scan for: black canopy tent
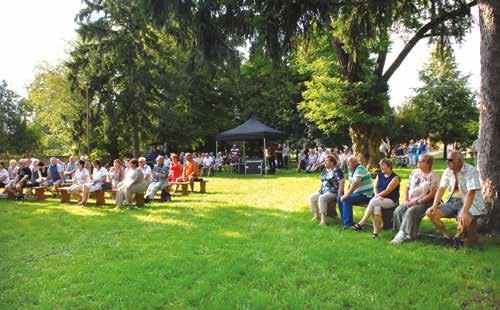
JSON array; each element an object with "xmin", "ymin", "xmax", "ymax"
[{"xmin": 216, "ymin": 117, "xmax": 283, "ymax": 174}]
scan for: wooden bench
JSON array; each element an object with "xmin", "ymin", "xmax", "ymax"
[
  {"xmin": 59, "ymin": 187, "xmax": 144, "ymax": 206},
  {"xmin": 169, "ymin": 182, "xmax": 190, "ymax": 196},
  {"xmin": 34, "ymin": 186, "xmax": 48, "ymax": 202},
  {"xmin": 193, "ymin": 179, "xmax": 208, "ymax": 193}
]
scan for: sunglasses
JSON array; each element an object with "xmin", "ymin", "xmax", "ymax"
[{"xmin": 446, "ymin": 158, "xmax": 455, "ymax": 163}]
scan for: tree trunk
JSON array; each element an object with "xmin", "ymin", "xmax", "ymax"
[
  {"xmin": 443, "ymin": 142, "xmax": 448, "ymax": 160},
  {"xmin": 478, "ymin": 0, "xmax": 500, "ymax": 233},
  {"xmin": 349, "ymin": 125, "xmax": 384, "ymax": 170}
]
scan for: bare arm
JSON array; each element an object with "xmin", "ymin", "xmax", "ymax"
[{"xmin": 378, "ymin": 176, "xmax": 400, "ymax": 198}]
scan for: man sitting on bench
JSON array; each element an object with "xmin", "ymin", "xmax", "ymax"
[
  {"xmin": 4, "ymin": 159, "xmax": 33, "ymax": 200},
  {"xmin": 144, "ymin": 155, "xmax": 168, "ymax": 203},
  {"xmin": 176, "ymin": 153, "xmax": 198, "ymax": 192},
  {"xmin": 47, "ymin": 157, "xmax": 65, "ymax": 197},
  {"xmin": 426, "ymin": 151, "xmax": 487, "ymax": 247}
]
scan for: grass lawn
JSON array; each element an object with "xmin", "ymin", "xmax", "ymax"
[{"xmin": 1, "ymin": 161, "xmax": 499, "ymax": 308}]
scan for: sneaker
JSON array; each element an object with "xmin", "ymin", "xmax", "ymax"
[
  {"xmin": 391, "ymin": 231, "xmax": 405, "ymax": 244},
  {"xmin": 144, "ymin": 197, "xmax": 151, "ymax": 204}
]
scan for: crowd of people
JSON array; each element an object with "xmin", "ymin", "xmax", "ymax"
[
  {"xmin": 0, "ymin": 151, "xmax": 228, "ymax": 208},
  {"xmin": 297, "ymin": 146, "xmax": 352, "ymax": 173},
  {"xmin": 309, "ymin": 150, "xmax": 486, "ymax": 248}
]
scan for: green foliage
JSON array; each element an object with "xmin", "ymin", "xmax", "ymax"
[
  {"xmin": 0, "ymin": 80, "xmax": 40, "ymax": 155},
  {"xmin": 410, "ymin": 44, "xmax": 479, "ymax": 148},
  {"xmin": 26, "ymin": 63, "xmax": 85, "ymax": 155},
  {"xmin": 389, "ymin": 102, "xmax": 427, "ymax": 144}
]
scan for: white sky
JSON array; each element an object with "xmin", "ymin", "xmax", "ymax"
[{"xmin": 0, "ymin": 1, "xmax": 480, "ymax": 106}]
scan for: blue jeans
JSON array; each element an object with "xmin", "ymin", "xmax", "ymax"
[{"xmin": 337, "ymin": 193, "xmax": 371, "ymax": 227}]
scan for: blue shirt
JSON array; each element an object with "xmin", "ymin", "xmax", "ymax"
[
  {"xmin": 376, "ymin": 172, "xmax": 400, "ymax": 203},
  {"xmin": 152, "ymin": 164, "xmax": 168, "ymax": 182},
  {"xmin": 319, "ymin": 167, "xmax": 344, "ymax": 195}
]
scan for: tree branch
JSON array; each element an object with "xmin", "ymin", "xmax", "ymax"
[{"xmin": 381, "ymin": 0, "xmax": 477, "ymax": 83}]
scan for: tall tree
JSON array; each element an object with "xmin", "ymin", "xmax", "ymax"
[
  {"xmin": 478, "ymin": 0, "xmax": 500, "ymax": 232},
  {"xmin": 411, "ymin": 44, "xmax": 479, "ymax": 158},
  {"xmin": 141, "ymin": 0, "xmax": 478, "ymax": 168}
]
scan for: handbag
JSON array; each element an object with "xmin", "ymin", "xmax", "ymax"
[{"xmin": 101, "ymin": 182, "xmax": 112, "ymax": 190}]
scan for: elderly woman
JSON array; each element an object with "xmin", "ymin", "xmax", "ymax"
[
  {"xmin": 108, "ymin": 159, "xmax": 125, "ymax": 190},
  {"xmin": 115, "ymin": 159, "xmax": 147, "ymax": 208},
  {"xmin": 67, "ymin": 160, "xmax": 90, "ymax": 201},
  {"xmin": 310, "ymin": 155, "xmax": 345, "ymax": 225},
  {"xmin": 391, "ymin": 154, "xmax": 439, "ymax": 244},
  {"xmin": 352, "ymin": 159, "xmax": 400, "ymax": 237},
  {"xmin": 80, "ymin": 160, "xmax": 107, "ymax": 206}
]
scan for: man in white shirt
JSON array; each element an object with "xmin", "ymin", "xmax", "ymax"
[
  {"xmin": 426, "ymin": 151, "xmax": 486, "ymax": 247},
  {"xmin": 201, "ymin": 153, "xmax": 214, "ymax": 177},
  {"xmin": 139, "ymin": 157, "xmax": 153, "ymax": 185}
]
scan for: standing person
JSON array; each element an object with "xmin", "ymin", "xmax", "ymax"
[
  {"xmin": 426, "ymin": 151, "xmax": 487, "ymax": 247},
  {"xmin": 407, "ymin": 140, "xmax": 417, "ymax": 167},
  {"xmin": 310, "ymin": 155, "xmax": 344, "ymax": 225},
  {"xmin": 115, "ymin": 159, "xmax": 147, "ymax": 209},
  {"xmin": 391, "ymin": 154, "xmax": 439, "ymax": 244},
  {"xmin": 275, "ymin": 144, "xmax": 283, "ymax": 169},
  {"xmin": 418, "ymin": 139, "xmax": 428, "ymax": 157},
  {"xmin": 230, "ymin": 144, "xmax": 240, "ymax": 163},
  {"xmin": 352, "ymin": 159, "xmax": 400, "ymax": 237},
  {"xmin": 337, "ymin": 156, "xmax": 374, "ymax": 228},
  {"xmin": 283, "ymin": 143, "xmax": 290, "ymax": 170},
  {"xmin": 266, "ymin": 144, "xmax": 276, "ymax": 171}
]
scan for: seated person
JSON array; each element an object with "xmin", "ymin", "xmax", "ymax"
[
  {"xmin": 7, "ymin": 160, "xmax": 19, "ymax": 187},
  {"xmin": 168, "ymin": 154, "xmax": 181, "ymax": 182},
  {"xmin": 426, "ymin": 151, "xmax": 487, "ymax": 247},
  {"xmin": 64, "ymin": 156, "xmax": 77, "ymax": 182},
  {"xmin": 144, "ymin": 156, "xmax": 169, "ymax": 203},
  {"xmin": 352, "ymin": 159, "xmax": 400, "ymax": 237},
  {"xmin": 305, "ymin": 149, "xmax": 317, "ymax": 172},
  {"xmin": 296, "ymin": 150, "xmax": 307, "ymax": 172},
  {"xmin": 47, "ymin": 157, "xmax": 65, "ymax": 196},
  {"xmin": 80, "ymin": 160, "xmax": 107, "ymax": 206},
  {"xmin": 138, "ymin": 157, "xmax": 152, "ymax": 185},
  {"xmin": 201, "ymin": 153, "xmax": 214, "ymax": 177},
  {"xmin": 193, "ymin": 152, "xmax": 204, "ymax": 171},
  {"xmin": 391, "ymin": 154, "xmax": 439, "ymax": 244},
  {"xmin": 67, "ymin": 160, "xmax": 91, "ymax": 200},
  {"xmin": 0, "ymin": 161, "xmax": 9, "ymax": 191},
  {"xmin": 176, "ymin": 153, "xmax": 198, "ymax": 191},
  {"xmin": 213, "ymin": 152, "xmax": 225, "ymax": 172},
  {"xmin": 33, "ymin": 161, "xmax": 49, "ymax": 187},
  {"xmin": 337, "ymin": 156, "xmax": 374, "ymax": 228},
  {"xmin": 307, "ymin": 147, "xmax": 326, "ymax": 173},
  {"xmin": 115, "ymin": 159, "xmax": 147, "ymax": 208},
  {"xmin": 4, "ymin": 159, "xmax": 33, "ymax": 199},
  {"xmin": 108, "ymin": 159, "xmax": 124, "ymax": 190},
  {"xmin": 310, "ymin": 155, "xmax": 344, "ymax": 225}
]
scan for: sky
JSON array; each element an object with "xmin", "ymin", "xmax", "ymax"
[{"xmin": 0, "ymin": 1, "xmax": 480, "ymax": 107}]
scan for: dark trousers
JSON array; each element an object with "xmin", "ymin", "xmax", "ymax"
[
  {"xmin": 337, "ymin": 193, "xmax": 371, "ymax": 227},
  {"xmin": 283, "ymin": 156, "xmax": 289, "ymax": 169}
]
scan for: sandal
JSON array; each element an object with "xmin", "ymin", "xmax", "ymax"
[{"xmin": 352, "ymin": 223, "xmax": 364, "ymax": 231}]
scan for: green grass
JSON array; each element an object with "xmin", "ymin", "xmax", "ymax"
[{"xmin": 0, "ymin": 166, "xmax": 498, "ymax": 309}]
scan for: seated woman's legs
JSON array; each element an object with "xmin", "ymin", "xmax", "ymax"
[
  {"xmin": 317, "ymin": 192, "xmax": 336, "ymax": 225},
  {"xmin": 310, "ymin": 192, "xmax": 321, "ymax": 221}
]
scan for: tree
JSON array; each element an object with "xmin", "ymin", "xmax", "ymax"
[
  {"xmin": 141, "ymin": 0, "xmax": 478, "ymax": 168},
  {"xmin": 27, "ymin": 62, "xmax": 85, "ymax": 154},
  {"xmin": 0, "ymin": 80, "xmax": 40, "ymax": 155},
  {"xmin": 478, "ymin": 0, "xmax": 500, "ymax": 232},
  {"xmin": 410, "ymin": 44, "xmax": 479, "ymax": 158}
]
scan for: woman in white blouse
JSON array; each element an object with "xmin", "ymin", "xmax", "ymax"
[
  {"xmin": 68, "ymin": 160, "xmax": 90, "ymax": 203},
  {"xmin": 115, "ymin": 158, "xmax": 147, "ymax": 208},
  {"xmin": 81, "ymin": 160, "xmax": 107, "ymax": 206}
]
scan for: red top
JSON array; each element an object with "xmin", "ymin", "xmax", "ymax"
[{"xmin": 168, "ymin": 161, "xmax": 182, "ymax": 182}]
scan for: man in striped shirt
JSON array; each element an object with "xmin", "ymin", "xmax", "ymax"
[{"xmin": 337, "ymin": 156, "xmax": 374, "ymax": 228}]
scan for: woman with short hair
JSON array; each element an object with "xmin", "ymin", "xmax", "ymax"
[
  {"xmin": 108, "ymin": 159, "xmax": 124, "ymax": 190},
  {"xmin": 310, "ymin": 155, "xmax": 344, "ymax": 225},
  {"xmin": 352, "ymin": 159, "xmax": 400, "ymax": 237},
  {"xmin": 115, "ymin": 159, "xmax": 147, "ymax": 208},
  {"xmin": 80, "ymin": 160, "xmax": 107, "ymax": 206},
  {"xmin": 67, "ymin": 160, "xmax": 90, "ymax": 202}
]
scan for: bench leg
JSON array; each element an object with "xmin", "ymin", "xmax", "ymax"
[
  {"xmin": 135, "ymin": 193, "xmax": 145, "ymax": 206},
  {"xmin": 381, "ymin": 208, "xmax": 395, "ymax": 230},
  {"xmin": 60, "ymin": 189, "xmax": 71, "ymax": 203},
  {"xmin": 200, "ymin": 181, "xmax": 206, "ymax": 193},
  {"xmin": 181, "ymin": 184, "xmax": 188, "ymax": 196},
  {"xmin": 95, "ymin": 191, "xmax": 105, "ymax": 205},
  {"xmin": 35, "ymin": 188, "xmax": 46, "ymax": 202}
]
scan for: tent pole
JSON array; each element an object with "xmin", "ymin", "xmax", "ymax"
[
  {"xmin": 243, "ymin": 140, "xmax": 246, "ymax": 160},
  {"xmin": 216, "ymin": 140, "xmax": 218, "ymax": 156},
  {"xmin": 263, "ymin": 137, "xmax": 267, "ymax": 175}
]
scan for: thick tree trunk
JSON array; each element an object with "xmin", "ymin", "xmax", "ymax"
[
  {"xmin": 349, "ymin": 126, "xmax": 383, "ymax": 170},
  {"xmin": 478, "ymin": 0, "xmax": 500, "ymax": 233}
]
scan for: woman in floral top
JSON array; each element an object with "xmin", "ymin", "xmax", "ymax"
[{"xmin": 310, "ymin": 155, "xmax": 345, "ymax": 225}]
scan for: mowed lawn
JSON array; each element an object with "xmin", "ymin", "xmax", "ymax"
[{"xmin": 1, "ymin": 165, "xmax": 499, "ymax": 308}]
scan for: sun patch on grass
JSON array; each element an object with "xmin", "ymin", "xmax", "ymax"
[
  {"xmin": 61, "ymin": 206, "xmax": 106, "ymax": 217},
  {"xmin": 220, "ymin": 230, "xmax": 244, "ymax": 238},
  {"xmin": 134, "ymin": 214, "xmax": 191, "ymax": 227}
]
